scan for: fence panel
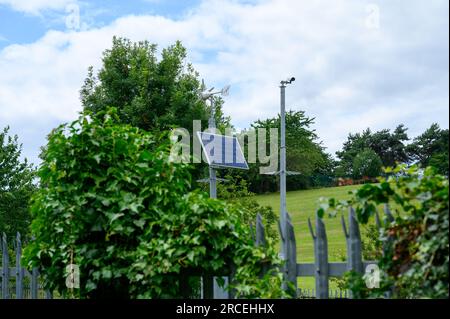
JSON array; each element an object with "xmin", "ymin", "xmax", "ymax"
[
  {"xmin": 1, "ymin": 232, "xmax": 51, "ymax": 299},
  {"xmin": 2, "ymin": 204, "xmax": 379, "ymax": 300}
]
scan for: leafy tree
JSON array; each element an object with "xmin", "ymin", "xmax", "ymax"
[
  {"xmin": 320, "ymin": 165, "xmax": 449, "ymax": 298},
  {"xmin": 336, "ymin": 125, "xmax": 409, "ymax": 176},
  {"xmin": 0, "ymin": 126, "xmax": 35, "ymax": 238},
  {"xmin": 352, "ymin": 148, "xmax": 383, "ymax": 179},
  {"xmin": 80, "ymin": 37, "xmax": 231, "ymax": 182},
  {"xmin": 23, "ymin": 109, "xmax": 286, "ymax": 299},
  {"xmin": 407, "ymin": 123, "xmax": 449, "ymax": 176},
  {"xmin": 81, "ymin": 37, "xmax": 230, "ymax": 133},
  {"xmin": 243, "ymin": 110, "xmax": 333, "ymax": 193}
]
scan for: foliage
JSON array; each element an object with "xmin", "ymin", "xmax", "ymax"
[
  {"xmin": 80, "ymin": 37, "xmax": 230, "ymax": 182},
  {"xmin": 352, "ymin": 148, "xmax": 383, "ymax": 179},
  {"xmin": 320, "ymin": 165, "xmax": 449, "ymax": 298},
  {"xmin": 407, "ymin": 123, "xmax": 449, "ymax": 176},
  {"xmin": 82, "ymin": 37, "xmax": 217, "ymax": 132},
  {"xmin": 336, "ymin": 125, "xmax": 409, "ymax": 177},
  {"xmin": 214, "ymin": 174, "xmax": 278, "ymax": 240},
  {"xmin": 242, "ymin": 110, "xmax": 334, "ymax": 193},
  {"xmin": 23, "ymin": 108, "xmax": 285, "ymax": 299},
  {"xmin": 0, "ymin": 126, "xmax": 36, "ymax": 238}
]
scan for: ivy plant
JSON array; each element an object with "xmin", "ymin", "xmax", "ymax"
[{"xmin": 23, "ymin": 108, "xmax": 286, "ymax": 299}]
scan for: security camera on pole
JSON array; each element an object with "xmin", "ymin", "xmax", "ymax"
[{"xmin": 279, "ymin": 77, "xmax": 298, "ymax": 260}]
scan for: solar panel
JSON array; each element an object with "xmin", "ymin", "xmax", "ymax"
[{"xmin": 197, "ymin": 132, "xmax": 249, "ymax": 170}]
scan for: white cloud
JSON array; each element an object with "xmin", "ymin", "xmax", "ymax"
[
  {"xmin": 0, "ymin": 0, "xmax": 448, "ymax": 165},
  {"xmin": 0, "ymin": 0, "xmax": 76, "ymax": 15}
]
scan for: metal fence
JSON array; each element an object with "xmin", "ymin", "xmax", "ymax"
[
  {"xmin": 200, "ymin": 205, "xmax": 389, "ymax": 299},
  {"xmin": 1, "ymin": 232, "xmax": 52, "ymax": 299},
  {"xmin": 277, "ymin": 206, "xmax": 380, "ymax": 299},
  {"xmin": 1, "ymin": 205, "xmax": 390, "ymax": 299},
  {"xmin": 249, "ymin": 205, "xmax": 393, "ymax": 299}
]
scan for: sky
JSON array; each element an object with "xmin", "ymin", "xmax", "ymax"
[{"xmin": 0, "ymin": 0, "xmax": 448, "ymax": 166}]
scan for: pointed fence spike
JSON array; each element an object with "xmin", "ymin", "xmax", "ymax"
[
  {"xmin": 249, "ymin": 222, "xmax": 255, "ymax": 241},
  {"xmin": 314, "ymin": 213, "xmax": 329, "ymax": 299},
  {"xmin": 375, "ymin": 209, "xmax": 381, "ymax": 229},
  {"xmin": 384, "ymin": 203, "xmax": 394, "ymax": 223},
  {"xmin": 255, "ymin": 213, "xmax": 266, "ymax": 247},
  {"xmin": 307, "ymin": 217, "xmax": 315, "ymax": 239},
  {"xmin": 341, "ymin": 214, "xmax": 349, "ymax": 238},
  {"xmin": 2, "ymin": 232, "xmax": 10, "ymax": 299},
  {"xmin": 285, "ymin": 214, "xmax": 297, "ymax": 295},
  {"xmin": 345, "ymin": 207, "xmax": 363, "ymax": 299},
  {"xmin": 16, "ymin": 232, "xmax": 24, "ymax": 299},
  {"xmin": 277, "ymin": 220, "xmax": 285, "ymax": 241},
  {"xmin": 349, "ymin": 207, "xmax": 361, "ymax": 240}
]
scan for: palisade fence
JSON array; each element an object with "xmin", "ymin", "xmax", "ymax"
[
  {"xmin": 1, "ymin": 205, "xmax": 392, "ymax": 299},
  {"xmin": 198, "ymin": 205, "xmax": 392, "ymax": 299},
  {"xmin": 1, "ymin": 233, "xmax": 52, "ymax": 299}
]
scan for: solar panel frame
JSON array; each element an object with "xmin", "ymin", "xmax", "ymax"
[{"xmin": 197, "ymin": 131, "xmax": 249, "ymax": 170}]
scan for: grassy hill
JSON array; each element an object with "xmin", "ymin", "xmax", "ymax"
[{"xmin": 253, "ymin": 184, "xmax": 363, "ymax": 290}]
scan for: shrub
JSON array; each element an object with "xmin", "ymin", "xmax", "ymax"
[
  {"xmin": 23, "ymin": 108, "xmax": 286, "ymax": 298},
  {"xmin": 352, "ymin": 148, "xmax": 382, "ymax": 179}
]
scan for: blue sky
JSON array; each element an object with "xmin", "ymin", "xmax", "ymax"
[
  {"xmin": 0, "ymin": 1, "xmax": 201, "ymax": 49},
  {"xmin": 0, "ymin": 0, "xmax": 449, "ymax": 166}
]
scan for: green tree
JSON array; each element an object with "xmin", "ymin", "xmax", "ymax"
[
  {"xmin": 243, "ymin": 110, "xmax": 333, "ymax": 193},
  {"xmin": 0, "ymin": 126, "xmax": 35, "ymax": 238},
  {"xmin": 80, "ymin": 37, "xmax": 232, "ymax": 182},
  {"xmin": 336, "ymin": 125, "xmax": 409, "ymax": 176},
  {"xmin": 407, "ymin": 123, "xmax": 449, "ymax": 176},
  {"xmin": 352, "ymin": 148, "xmax": 383, "ymax": 179},
  {"xmin": 23, "ymin": 109, "xmax": 286, "ymax": 299},
  {"xmin": 81, "ymin": 37, "xmax": 230, "ymax": 134}
]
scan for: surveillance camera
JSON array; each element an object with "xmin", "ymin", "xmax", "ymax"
[{"xmin": 281, "ymin": 77, "xmax": 296, "ymax": 85}]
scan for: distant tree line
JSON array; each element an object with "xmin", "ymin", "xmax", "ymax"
[{"xmin": 335, "ymin": 123, "xmax": 449, "ymax": 179}]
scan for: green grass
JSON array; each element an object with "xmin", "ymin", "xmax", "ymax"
[{"xmin": 254, "ymin": 185, "xmax": 361, "ymax": 290}]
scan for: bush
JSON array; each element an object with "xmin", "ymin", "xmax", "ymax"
[
  {"xmin": 23, "ymin": 109, "xmax": 286, "ymax": 299},
  {"xmin": 352, "ymin": 148, "xmax": 382, "ymax": 179},
  {"xmin": 214, "ymin": 174, "xmax": 278, "ymax": 241}
]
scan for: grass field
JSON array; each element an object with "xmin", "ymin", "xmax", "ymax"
[{"xmin": 253, "ymin": 184, "xmax": 362, "ymax": 290}]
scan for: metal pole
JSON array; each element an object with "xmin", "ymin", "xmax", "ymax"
[
  {"xmin": 280, "ymin": 83, "xmax": 287, "ymax": 259},
  {"xmin": 208, "ymin": 96, "xmax": 228, "ymax": 298},
  {"xmin": 208, "ymin": 97, "xmax": 217, "ymax": 199}
]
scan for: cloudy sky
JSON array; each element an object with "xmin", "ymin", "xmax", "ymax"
[{"xmin": 0, "ymin": 0, "xmax": 448, "ymax": 166}]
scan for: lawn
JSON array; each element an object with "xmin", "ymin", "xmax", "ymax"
[{"xmin": 253, "ymin": 184, "xmax": 363, "ymax": 290}]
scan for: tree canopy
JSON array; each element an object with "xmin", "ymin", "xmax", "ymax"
[
  {"xmin": 407, "ymin": 123, "xmax": 449, "ymax": 176},
  {"xmin": 352, "ymin": 148, "xmax": 383, "ymax": 179},
  {"xmin": 0, "ymin": 126, "xmax": 35, "ymax": 238},
  {"xmin": 241, "ymin": 110, "xmax": 334, "ymax": 193},
  {"xmin": 336, "ymin": 124, "xmax": 410, "ymax": 177},
  {"xmin": 80, "ymin": 37, "xmax": 229, "ymax": 135}
]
